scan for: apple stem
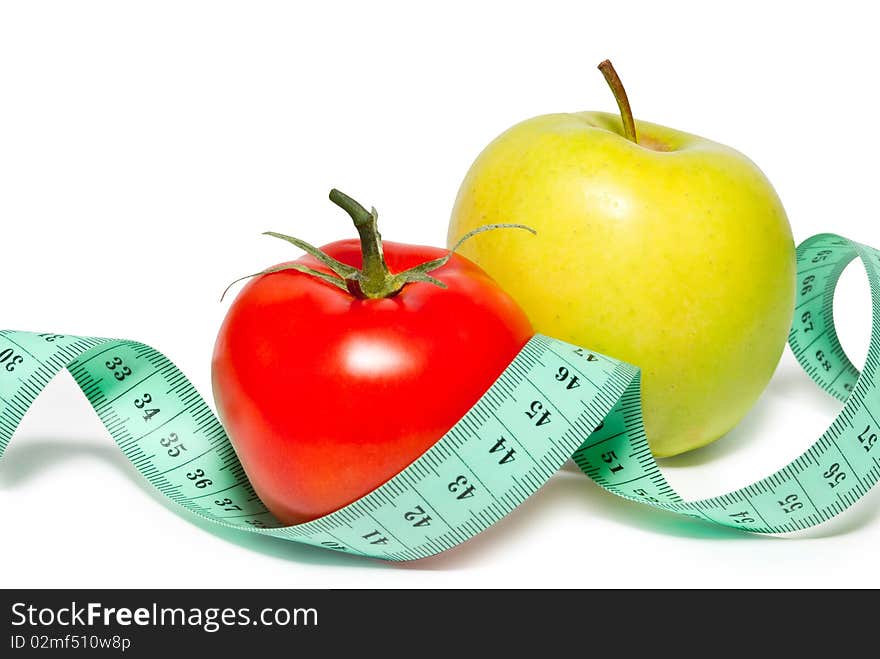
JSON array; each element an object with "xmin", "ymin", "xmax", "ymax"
[{"xmin": 598, "ymin": 59, "xmax": 638, "ymax": 144}]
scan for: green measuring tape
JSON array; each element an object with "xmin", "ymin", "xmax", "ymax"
[{"xmin": 1, "ymin": 233, "xmax": 878, "ymax": 560}]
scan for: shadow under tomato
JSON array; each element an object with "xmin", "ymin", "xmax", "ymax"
[{"xmin": 0, "ymin": 437, "xmax": 389, "ymax": 569}]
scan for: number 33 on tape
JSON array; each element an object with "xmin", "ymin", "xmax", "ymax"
[{"xmin": 1, "ymin": 233, "xmax": 879, "ymax": 560}]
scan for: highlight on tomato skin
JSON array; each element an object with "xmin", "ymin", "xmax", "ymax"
[{"xmin": 211, "ymin": 190, "xmax": 535, "ymax": 525}]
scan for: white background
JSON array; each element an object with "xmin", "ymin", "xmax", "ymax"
[{"xmin": 1, "ymin": 1, "xmax": 879, "ymax": 588}]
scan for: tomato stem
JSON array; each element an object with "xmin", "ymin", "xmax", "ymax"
[{"xmin": 328, "ymin": 189, "xmax": 402, "ymax": 298}]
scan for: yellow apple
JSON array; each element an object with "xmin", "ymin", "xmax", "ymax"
[{"xmin": 447, "ymin": 61, "xmax": 795, "ymax": 457}]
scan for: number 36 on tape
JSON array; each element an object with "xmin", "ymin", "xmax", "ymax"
[{"xmin": 1, "ymin": 233, "xmax": 879, "ymax": 560}]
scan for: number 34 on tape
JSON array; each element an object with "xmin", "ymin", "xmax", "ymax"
[{"xmin": 1, "ymin": 233, "xmax": 879, "ymax": 561}]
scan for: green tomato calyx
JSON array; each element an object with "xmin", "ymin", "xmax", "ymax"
[{"xmin": 220, "ymin": 189, "xmax": 534, "ymax": 302}]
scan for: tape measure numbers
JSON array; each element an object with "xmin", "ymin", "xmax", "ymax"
[{"xmin": 0, "ymin": 233, "xmax": 878, "ymax": 560}]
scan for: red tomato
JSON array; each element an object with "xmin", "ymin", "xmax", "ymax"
[{"xmin": 212, "ymin": 193, "xmax": 533, "ymax": 525}]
